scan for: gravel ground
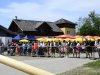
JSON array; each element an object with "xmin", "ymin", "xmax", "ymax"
[{"xmin": 0, "ymin": 53, "xmax": 98, "ymax": 75}]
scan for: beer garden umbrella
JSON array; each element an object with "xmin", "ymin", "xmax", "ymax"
[
  {"xmin": 24, "ymin": 35, "xmax": 36, "ymax": 40},
  {"xmin": 51, "ymin": 38, "xmax": 63, "ymax": 42},
  {"xmin": 93, "ymin": 36, "xmax": 100, "ymax": 40},
  {"xmin": 74, "ymin": 35, "xmax": 84, "ymax": 42},
  {"xmin": 64, "ymin": 38, "xmax": 72, "ymax": 42},
  {"xmin": 13, "ymin": 34, "xmax": 23, "ymax": 40},
  {"xmin": 84, "ymin": 35, "xmax": 95, "ymax": 41},
  {"xmin": 37, "ymin": 37, "xmax": 63, "ymax": 42},
  {"xmin": 55, "ymin": 35, "xmax": 74, "ymax": 39},
  {"xmin": 84, "ymin": 35, "xmax": 93, "ymax": 38},
  {"xmin": 37, "ymin": 37, "xmax": 48, "ymax": 42},
  {"xmin": 19, "ymin": 39, "xmax": 30, "ymax": 42}
]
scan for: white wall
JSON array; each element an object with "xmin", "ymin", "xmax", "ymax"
[{"xmin": 0, "ymin": 37, "xmax": 12, "ymax": 45}]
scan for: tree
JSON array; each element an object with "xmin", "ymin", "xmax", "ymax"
[{"xmin": 77, "ymin": 11, "xmax": 100, "ymax": 36}]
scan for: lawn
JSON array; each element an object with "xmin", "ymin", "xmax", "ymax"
[
  {"xmin": 84, "ymin": 60, "xmax": 100, "ymax": 69},
  {"xmin": 58, "ymin": 60, "xmax": 100, "ymax": 75}
]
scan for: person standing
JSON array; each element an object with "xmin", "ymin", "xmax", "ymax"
[
  {"xmin": 46, "ymin": 41, "xmax": 50, "ymax": 57},
  {"xmin": 32, "ymin": 41, "xmax": 38, "ymax": 56},
  {"xmin": 27, "ymin": 43, "xmax": 32, "ymax": 56},
  {"xmin": 95, "ymin": 39, "xmax": 100, "ymax": 59},
  {"xmin": 0, "ymin": 42, "xmax": 4, "ymax": 55},
  {"xmin": 84, "ymin": 39, "xmax": 91, "ymax": 58},
  {"xmin": 71, "ymin": 40, "xmax": 77, "ymax": 58},
  {"xmin": 76, "ymin": 41, "xmax": 81, "ymax": 58},
  {"xmin": 15, "ymin": 43, "xmax": 19, "ymax": 55},
  {"xmin": 22, "ymin": 43, "xmax": 27, "ymax": 56}
]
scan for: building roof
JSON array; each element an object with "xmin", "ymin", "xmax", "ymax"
[
  {"xmin": 55, "ymin": 18, "xmax": 77, "ymax": 25},
  {"xmin": 35, "ymin": 21, "xmax": 45, "ymax": 28},
  {"xmin": 0, "ymin": 25, "xmax": 17, "ymax": 35},
  {"xmin": 13, "ymin": 19, "xmax": 37, "ymax": 31},
  {"xmin": 12, "ymin": 19, "xmax": 62, "ymax": 32},
  {"xmin": 47, "ymin": 22, "xmax": 62, "ymax": 32}
]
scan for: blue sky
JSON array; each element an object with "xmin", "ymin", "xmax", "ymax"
[{"xmin": 0, "ymin": 0, "xmax": 100, "ymax": 28}]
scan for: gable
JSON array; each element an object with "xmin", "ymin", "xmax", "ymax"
[
  {"xmin": 9, "ymin": 20, "xmax": 22, "ymax": 33},
  {"xmin": 36, "ymin": 22, "xmax": 52, "ymax": 29}
]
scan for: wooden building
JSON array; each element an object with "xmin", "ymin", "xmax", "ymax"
[
  {"xmin": 55, "ymin": 18, "xmax": 77, "ymax": 35},
  {"xmin": 0, "ymin": 25, "xmax": 16, "ymax": 37},
  {"xmin": 0, "ymin": 25, "xmax": 16, "ymax": 45},
  {"xmin": 8, "ymin": 18, "xmax": 76, "ymax": 36}
]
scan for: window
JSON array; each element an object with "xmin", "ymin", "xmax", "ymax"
[{"xmin": 67, "ymin": 31, "xmax": 70, "ymax": 34}]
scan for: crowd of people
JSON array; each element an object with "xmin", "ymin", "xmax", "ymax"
[{"xmin": 0, "ymin": 39, "xmax": 100, "ymax": 59}]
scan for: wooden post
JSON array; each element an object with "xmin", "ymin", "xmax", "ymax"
[{"xmin": 0, "ymin": 55, "xmax": 55, "ymax": 75}]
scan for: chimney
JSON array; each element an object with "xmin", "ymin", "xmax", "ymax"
[{"xmin": 15, "ymin": 16, "xmax": 18, "ymax": 20}]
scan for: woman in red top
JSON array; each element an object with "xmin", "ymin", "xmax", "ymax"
[
  {"xmin": 32, "ymin": 42, "xmax": 38, "ymax": 56},
  {"xmin": 15, "ymin": 43, "xmax": 19, "ymax": 54},
  {"xmin": 34, "ymin": 43, "xmax": 38, "ymax": 50}
]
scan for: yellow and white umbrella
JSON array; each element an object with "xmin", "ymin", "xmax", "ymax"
[
  {"xmin": 19, "ymin": 39, "xmax": 30, "ymax": 42},
  {"xmin": 37, "ymin": 37, "xmax": 48, "ymax": 42},
  {"xmin": 93, "ymin": 36, "xmax": 100, "ymax": 41},
  {"xmin": 74, "ymin": 38, "xmax": 83, "ymax": 42},
  {"xmin": 64, "ymin": 38, "xmax": 72, "ymax": 42},
  {"xmin": 52, "ymin": 38, "xmax": 63, "ymax": 42}
]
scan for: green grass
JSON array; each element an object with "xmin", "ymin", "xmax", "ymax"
[
  {"xmin": 84, "ymin": 60, "xmax": 100, "ymax": 69},
  {"xmin": 58, "ymin": 60, "xmax": 100, "ymax": 75}
]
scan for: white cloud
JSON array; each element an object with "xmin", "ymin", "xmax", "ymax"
[{"xmin": 0, "ymin": 0, "xmax": 100, "ymax": 27}]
